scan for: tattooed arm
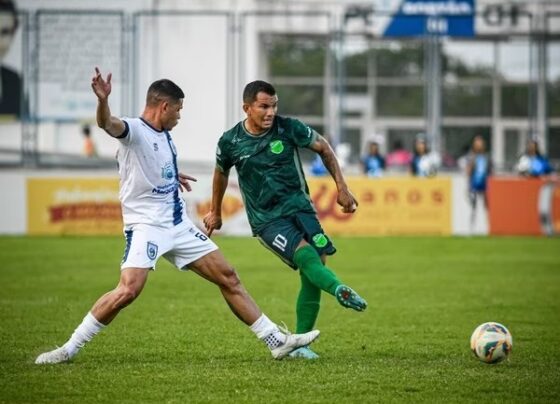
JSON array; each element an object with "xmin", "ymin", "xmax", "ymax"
[{"xmin": 308, "ymin": 135, "xmax": 358, "ymax": 213}]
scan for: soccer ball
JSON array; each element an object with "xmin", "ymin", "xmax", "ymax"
[{"xmin": 470, "ymin": 322, "xmax": 513, "ymax": 364}]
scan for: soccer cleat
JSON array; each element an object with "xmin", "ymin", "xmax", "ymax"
[
  {"xmin": 335, "ymin": 285, "xmax": 367, "ymax": 312},
  {"xmin": 289, "ymin": 346, "xmax": 320, "ymax": 359},
  {"xmin": 35, "ymin": 346, "xmax": 70, "ymax": 365},
  {"xmin": 271, "ymin": 329, "xmax": 320, "ymax": 360}
]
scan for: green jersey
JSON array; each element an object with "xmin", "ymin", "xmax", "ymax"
[{"xmin": 216, "ymin": 116, "xmax": 318, "ymax": 234}]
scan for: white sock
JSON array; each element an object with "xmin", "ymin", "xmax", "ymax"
[
  {"xmin": 62, "ymin": 312, "xmax": 105, "ymax": 358},
  {"xmin": 249, "ymin": 314, "xmax": 286, "ymax": 350}
]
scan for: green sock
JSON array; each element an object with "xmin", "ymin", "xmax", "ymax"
[
  {"xmin": 293, "ymin": 245, "xmax": 342, "ymax": 296},
  {"xmin": 296, "ymin": 272, "xmax": 321, "ymax": 333}
]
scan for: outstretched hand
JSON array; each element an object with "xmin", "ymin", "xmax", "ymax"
[
  {"xmin": 337, "ymin": 188, "xmax": 358, "ymax": 213},
  {"xmin": 178, "ymin": 172, "xmax": 197, "ymax": 192},
  {"xmin": 91, "ymin": 67, "xmax": 112, "ymax": 100}
]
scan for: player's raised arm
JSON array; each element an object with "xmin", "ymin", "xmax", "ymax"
[
  {"xmin": 203, "ymin": 167, "xmax": 230, "ymax": 236},
  {"xmin": 91, "ymin": 67, "xmax": 127, "ymax": 138},
  {"xmin": 309, "ymin": 135, "xmax": 358, "ymax": 213}
]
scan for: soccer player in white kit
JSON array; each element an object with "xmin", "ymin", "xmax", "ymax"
[{"xmin": 35, "ymin": 68, "xmax": 319, "ymax": 364}]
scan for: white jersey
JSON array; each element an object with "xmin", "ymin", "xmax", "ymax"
[{"xmin": 116, "ymin": 117, "xmax": 188, "ymax": 228}]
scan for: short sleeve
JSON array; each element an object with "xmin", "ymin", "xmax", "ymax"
[
  {"xmin": 288, "ymin": 118, "xmax": 318, "ymax": 148},
  {"xmin": 116, "ymin": 118, "xmax": 134, "ymax": 145},
  {"xmin": 216, "ymin": 135, "xmax": 233, "ymax": 172}
]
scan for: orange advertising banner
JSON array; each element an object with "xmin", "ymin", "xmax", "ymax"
[
  {"xmin": 488, "ymin": 177, "xmax": 560, "ymax": 236},
  {"xmin": 27, "ymin": 178, "xmax": 122, "ymax": 235},
  {"xmin": 308, "ymin": 177, "xmax": 452, "ymax": 235}
]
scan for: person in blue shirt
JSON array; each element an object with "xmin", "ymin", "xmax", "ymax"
[
  {"xmin": 362, "ymin": 141, "xmax": 385, "ymax": 177},
  {"xmin": 517, "ymin": 140, "xmax": 553, "ymax": 177},
  {"xmin": 310, "ymin": 154, "xmax": 329, "ymax": 176},
  {"xmin": 466, "ymin": 135, "xmax": 492, "ymax": 230}
]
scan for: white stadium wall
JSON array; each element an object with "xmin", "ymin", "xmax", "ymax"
[{"xmin": 0, "ymin": 172, "xmax": 26, "ymax": 234}]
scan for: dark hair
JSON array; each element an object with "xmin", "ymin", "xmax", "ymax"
[
  {"xmin": 0, "ymin": 0, "xmax": 18, "ymax": 32},
  {"xmin": 529, "ymin": 139, "xmax": 542, "ymax": 157},
  {"xmin": 146, "ymin": 79, "xmax": 184, "ymax": 106},
  {"xmin": 413, "ymin": 138, "xmax": 429, "ymax": 156},
  {"xmin": 472, "ymin": 134, "xmax": 484, "ymax": 143},
  {"xmin": 392, "ymin": 140, "xmax": 403, "ymax": 150},
  {"xmin": 243, "ymin": 80, "xmax": 276, "ymax": 103}
]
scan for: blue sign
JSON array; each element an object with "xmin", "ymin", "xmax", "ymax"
[{"xmin": 382, "ymin": 0, "xmax": 475, "ymax": 37}]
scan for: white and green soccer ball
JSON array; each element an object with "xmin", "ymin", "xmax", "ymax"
[{"xmin": 470, "ymin": 322, "xmax": 513, "ymax": 364}]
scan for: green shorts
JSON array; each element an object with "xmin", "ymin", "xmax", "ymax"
[{"xmin": 256, "ymin": 212, "xmax": 336, "ymax": 269}]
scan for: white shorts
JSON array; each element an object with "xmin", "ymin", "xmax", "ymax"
[{"xmin": 120, "ymin": 221, "xmax": 218, "ymax": 271}]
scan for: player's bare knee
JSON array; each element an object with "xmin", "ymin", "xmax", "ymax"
[
  {"xmin": 220, "ymin": 267, "xmax": 242, "ymax": 293},
  {"xmin": 113, "ymin": 285, "xmax": 139, "ymax": 308}
]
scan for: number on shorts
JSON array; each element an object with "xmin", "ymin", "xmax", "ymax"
[
  {"xmin": 272, "ymin": 234, "xmax": 287, "ymax": 252},
  {"xmin": 194, "ymin": 232, "xmax": 208, "ymax": 241}
]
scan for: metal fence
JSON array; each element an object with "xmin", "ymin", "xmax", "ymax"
[{"xmin": 0, "ymin": 7, "xmax": 558, "ymax": 171}]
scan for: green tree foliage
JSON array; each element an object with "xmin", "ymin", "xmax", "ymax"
[{"xmin": 267, "ymin": 36, "xmax": 507, "ymax": 118}]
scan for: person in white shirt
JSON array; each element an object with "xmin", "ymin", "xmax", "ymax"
[
  {"xmin": 410, "ymin": 135, "xmax": 440, "ymax": 177},
  {"xmin": 35, "ymin": 68, "xmax": 318, "ymax": 364}
]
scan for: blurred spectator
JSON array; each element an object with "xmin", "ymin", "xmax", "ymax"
[
  {"xmin": 310, "ymin": 154, "xmax": 328, "ymax": 176},
  {"xmin": 516, "ymin": 139, "xmax": 553, "ymax": 177},
  {"xmin": 466, "ymin": 135, "xmax": 492, "ymax": 228},
  {"xmin": 361, "ymin": 141, "xmax": 385, "ymax": 177},
  {"xmin": 82, "ymin": 124, "xmax": 97, "ymax": 158},
  {"xmin": 386, "ymin": 139, "xmax": 412, "ymax": 170},
  {"xmin": 0, "ymin": 0, "xmax": 23, "ymax": 118},
  {"xmin": 456, "ymin": 144, "xmax": 471, "ymax": 172},
  {"xmin": 410, "ymin": 135, "xmax": 440, "ymax": 177},
  {"xmin": 441, "ymin": 150, "xmax": 457, "ymax": 170},
  {"xmin": 310, "ymin": 134, "xmax": 331, "ymax": 176},
  {"xmin": 335, "ymin": 142, "xmax": 351, "ymax": 171}
]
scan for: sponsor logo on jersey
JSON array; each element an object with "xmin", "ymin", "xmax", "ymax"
[
  {"xmin": 270, "ymin": 140, "xmax": 284, "ymax": 154},
  {"xmin": 152, "ymin": 183, "xmax": 179, "ymax": 195},
  {"xmin": 312, "ymin": 233, "xmax": 328, "ymax": 248},
  {"xmin": 161, "ymin": 162, "xmax": 175, "ymax": 180},
  {"xmin": 147, "ymin": 241, "xmax": 158, "ymax": 260}
]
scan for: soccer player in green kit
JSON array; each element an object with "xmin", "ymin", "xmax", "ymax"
[{"xmin": 204, "ymin": 80, "xmax": 367, "ymax": 359}]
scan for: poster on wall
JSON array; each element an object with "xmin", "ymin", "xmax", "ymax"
[
  {"xmin": 37, "ymin": 12, "xmax": 123, "ymax": 120},
  {"xmin": 27, "ymin": 178, "xmax": 122, "ymax": 235},
  {"xmin": 26, "ymin": 176, "xmax": 453, "ymax": 236},
  {"xmin": 26, "ymin": 176, "xmax": 252, "ymax": 236},
  {"xmin": 371, "ymin": 0, "xmax": 475, "ymax": 37},
  {"xmin": 308, "ymin": 177, "xmax": 452, "ymax": 235},
  {"xmin": 371, "ymin": 1, "xmax": 559, "ymax": 38},
  {"xmin": 0, "ymin": 7, "xmax": 26, "ymax": 120},
  {"xmin": 488, "ymin": 178, "xmax": 560, "ymax": 236}
]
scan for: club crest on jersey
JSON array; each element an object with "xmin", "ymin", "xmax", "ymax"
[
  {"xmin": 147, "ymin": 242, "xmax": 158, "ymax": 260},
  {"xmin": 270, "ymin": 140, "xmax": 284, "ymax": 154},
  {"xmin": 312, "ymin": 233, "xmax": 328, "ymax": 248},
  {"xmin": 161, "ymin": 162, "xmax": 175, "ymax": 180}
]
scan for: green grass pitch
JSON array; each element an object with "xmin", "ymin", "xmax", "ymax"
[{"xmin": 1, "ymin": 236, "xmax": 559, "ymax": 403}]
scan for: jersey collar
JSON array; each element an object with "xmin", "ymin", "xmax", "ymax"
[
  {"xmin": 140, "ymin": 117, "xmax": 164, "ymax": 133},
  {"xmin": 241, "ymin": 119, "xmax": 272, "ymax": 138}
]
